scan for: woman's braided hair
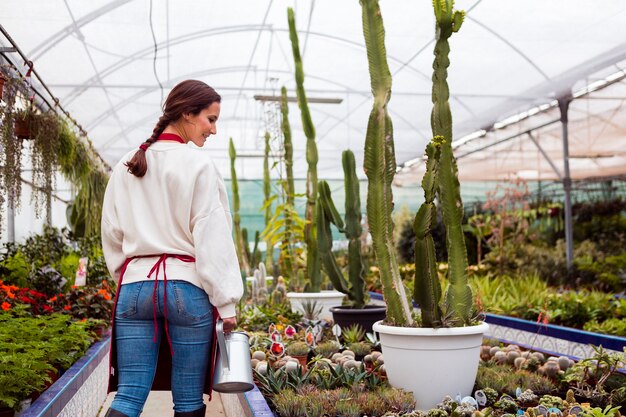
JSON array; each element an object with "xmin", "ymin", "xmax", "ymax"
[{"xmin": 125, "ymin": 80, "xmax": 221, "ymax": 177}]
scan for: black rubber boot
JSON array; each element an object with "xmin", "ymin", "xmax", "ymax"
[
  {"xmin": 104, "ymin": 409, "xmax": 130, "ymax": 417},
  {"xmin": 174, "ymin": 405, "xmax": 206, "ymax": 417}
]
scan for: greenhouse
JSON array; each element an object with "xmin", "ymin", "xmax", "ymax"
[{"xmin": 0, "ymin": 1, "xmax": 625, "ymax": 416}]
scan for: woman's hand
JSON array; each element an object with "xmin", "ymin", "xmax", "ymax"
[{"xmin": 221, "ymin": 316, "xmax": 237, "ymax": 333}]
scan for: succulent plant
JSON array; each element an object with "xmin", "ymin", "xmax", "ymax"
[
  {"xmin": 349, "ymin": 342, "xmax": 373, "ymax": 357},
  {"xmin": 413, "ymin": 0, "xmax": 473, "ymax": 328},
  {"xmin": 229, "ymin": 137, "xmax": 251, "ymax": 276},
  {"xmin": 539, "ymin": 395, "xmax": 565, "ymax": 410},
  {"xmin": 494, "ymin": 397, "xmax": 518, "ymax": 414},
  {"xmin": 251, "ymin": 262, "xmax": 268, "ymax": 304},
  {"xmin": 287, "ymin": 7, "xmax": 320, "ymax": 292},
  {"xmin": 315, "ymin": 341, "xmax": 340, "ymax": 358},
  {"xmin": 286, "ymin": 341, "xmax": 309, "ymax": 357},
  {"xmin": 359, "ymin": 0, "xmax": 414, "ymax": 326},
  {"xmin": 270, "ymin": 276, "xmax": 288, "ymax": 304},
  {"xmin": 482, "ymin": 387, "xmax": 499, "ymax": 405},
  {"xmin": 342, "ymin": 323, "xmax": 366, "ymax": 344},
  {"xmin": 317, "ymin": 150, "xmax": 367, "ymax": 308},
  {"xmin": 518, "ymin": 389, "xmax": 539, "ymax": 405}
]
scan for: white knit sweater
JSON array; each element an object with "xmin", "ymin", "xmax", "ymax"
[{"xmin": 101, "ymin": 141, "xmax": 243, "ymax": 318}]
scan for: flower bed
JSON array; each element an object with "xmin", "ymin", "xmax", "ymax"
[{"xmin": 19, "ymin": 334, "xmax": 111, "ymax": 417}]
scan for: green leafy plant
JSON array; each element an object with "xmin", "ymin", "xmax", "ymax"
[
  {"xmin": 318, "ymin": 150, "xmax": 367, "ymax": 308},
  {"xmin": 582, "ymin": 405, "xmax": 622, "ymax": 417},
  {"xmin": 261, "ymin": 87, "xmax": 305, "ymax": 286},
  {"xmin": 287, "ymin": 7, "xmax": 321, "ymax": 292}
]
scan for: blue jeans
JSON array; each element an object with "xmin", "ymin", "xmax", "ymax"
[{"xmin": 110, "ymin": 281, "xmax": 213, "ymax": 417}]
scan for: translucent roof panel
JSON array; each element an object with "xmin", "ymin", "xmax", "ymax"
[{"xmin": 2, "ymin": 0, "xmax": 626, "ymax": 181}]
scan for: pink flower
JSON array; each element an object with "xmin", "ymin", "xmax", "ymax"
[{"xmin": 284, "ymin": 325, "xmax": 296, "ymax": 338}]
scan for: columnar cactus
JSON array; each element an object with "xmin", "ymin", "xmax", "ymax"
[
  {"xmin": 251, "ymin": 262, "xmax": 269, "ymax": 304},
  {"xmin": 229, "ymin": 137, "xmax": 250, "ymax": 276},
  {"xmin": 263, "ymin": 131, "xmax": 274, "ymax": 270},
  {"xmin": 287, "ymin": 7, "xmax": 321, "ymax": 292},
  {"xmin": 280, "ymin": 86, "xmax": 297, "ymax": 282},
  {"xmin": 413, "ymin": 0, "xmax": 472, "ymax": 326},
  {"xmin": 360, "ymin": 0, "xmax": 413, "ymax": 326},
  {"xmin": 318, "ymin": 150, "xmax": 366, "ymax": 308}
]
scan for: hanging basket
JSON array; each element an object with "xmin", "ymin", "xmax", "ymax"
[{"xmin": 14, "ymin": 117, "xmax": 31, "ymax": 139}]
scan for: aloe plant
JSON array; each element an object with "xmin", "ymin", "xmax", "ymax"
[
  {"xmin": 413, "ymin": 0, "xmax": 472, "ymax": 326},
  {"xmin": 360, "ymin": 0, "xmax": 413, "ymax": 326},
  {"xmin": 229, "ymin": 137, "xmax": 250, "ymax": 276},
  {"xmin": 287, "ymin": 7, "xmax": 321, "ymax": 292},
  {"xmin": 318, "ymin": 150, "xmax": 366, "ymax": 308},
  {"xmin": 263, "ymin": 131, "xmax": 274, "ymax": 270}
]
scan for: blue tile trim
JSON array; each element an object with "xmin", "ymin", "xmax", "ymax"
[
  {"xmin": 21, "ymin": 335, "xmax": 111, "ymax": 417},
  {"xmin": 485, "ymin": 313, "xmax": 626, "ymax": 352},
  {"xmin": 243, "ymin": 385, "xmax": 275, "ymax": 417}
]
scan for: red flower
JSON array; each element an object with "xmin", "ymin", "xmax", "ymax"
[
  {"xmin": 1, "ymin": 302, "xmax": 10, "ymax": 311},
  {"xmin": 64, "ymin": 305, "xmax": 71, "ymax": 311}
]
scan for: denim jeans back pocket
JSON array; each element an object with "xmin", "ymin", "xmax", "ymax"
[
  {"xmin": 171, "ymin": 281, "xmax": 212, "ymax": 321},
  {"xmin": 115, "ymin": 282, "xmax": 143, "ymax": 319}
]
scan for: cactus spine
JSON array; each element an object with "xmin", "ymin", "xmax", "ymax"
[
  {"xmin": 288, "ymin": 8, "xmax": 321, "ymax": 292},
  {"xmin": 318, "ymin": 150, "xmax": 366, "ymax": 308},
  {"xmin": 229, "ymin": 137, "xmax": 250, "ymax": 276},
  {"xmin": 360, "ymin": 0, "xmax": 413, "ymax": 326},
  {"xmin": 263, "ymin": 131, "xmax": 274, "ymax": 270},
  {"xmin": 414, "ymin": 0, "xmax": 472, "ymax": 326}
]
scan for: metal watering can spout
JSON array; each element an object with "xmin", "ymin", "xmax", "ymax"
[{"xmin": 212, "ymin": 319, "xmax": 254, "ymax": 393}]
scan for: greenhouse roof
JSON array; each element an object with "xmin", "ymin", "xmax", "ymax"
[{"xmin": 2, "ymin": 0, "xmax": 626, "ymax": 182}]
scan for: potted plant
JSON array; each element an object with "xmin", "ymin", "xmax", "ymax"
[
  {"xmin": 360, "ymin": 0, "xmax": 488, "ymax": 410},
  {"xmin": 318, "ymin": 150, "xmax": 386, "ymax": 332},
  {"xmin": 14, "ymin": 107, "xmax": 33, "ymax": 140}
]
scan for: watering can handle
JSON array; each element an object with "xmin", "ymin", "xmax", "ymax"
[{"xmin": 215, "ymin": 319, "xmax": 230, "ymax": 371}]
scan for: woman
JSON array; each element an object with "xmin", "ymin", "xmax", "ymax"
[{"xmin": 101, "ymin": 80, "xmax": 243, "ymax": 417}]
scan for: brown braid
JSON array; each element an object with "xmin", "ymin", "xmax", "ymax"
[
  {"xmin": 123, "ymin": 80, "xmax": 221, "ymax": 178},
  {"xmin": 124, "ymin": 114, "xmax": 169, "ymax": 177}
]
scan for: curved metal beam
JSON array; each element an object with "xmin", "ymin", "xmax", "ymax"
[
  {"xmin": 62, "ymin": 25, "xmax": 438, "ymax": 105},
  {"xmin": 28, "ymin": 0, "xmax": 133, "ymax": 60},
  {"xmin": 465, "ymin": 15, "xmax": 550, "ymax": 81}
]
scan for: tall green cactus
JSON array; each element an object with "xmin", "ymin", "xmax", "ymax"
[
  {"xmin": 229, "ymin": 137, "xmax": 250, "ymax": 276},
  {"xmin": 413, "ymin": 138, "xmax": 443, "ymax": 327},
  {"xmin": 263, "ymin": 131, "xmax": 274, "ymax": 270},
  {"xmin": 288, "ymin": 7, "xmax": 321, "ymax": 292},
  {"xmin": 360, "ymin": 0, "xmax": 413, "ymax": 326},
  {"xmin": 280, "ymin": 86, "xmax": 297, "ymax": 282},
  {"xmin": 318, "ymin": 150, "xmax": 366, "ymax": 308},
  {"xmin": 413, "ymin": 0, "xmax": 472, "ymax": 326}
]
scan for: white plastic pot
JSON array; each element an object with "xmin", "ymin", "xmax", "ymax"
[
  {"xmin": 286, "ymin": 291, "xmax": 345, "ymax": 321},
  {"xmin": 372, "ymin": 321, "xmax": 489, "ymax": 411}
]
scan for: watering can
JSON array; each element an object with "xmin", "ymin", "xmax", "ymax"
[{"xmin": 212, "ymin": 319, "xmax": 254, "ymax": 393}]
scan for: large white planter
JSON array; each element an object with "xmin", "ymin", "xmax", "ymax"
[
  {"xmin": 286, "ymin": 291, "xmax": 345, "ymax": 321},
  {"xmin": 373, "ymin": 321, "xmax": 489, "ymax": 411}
]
